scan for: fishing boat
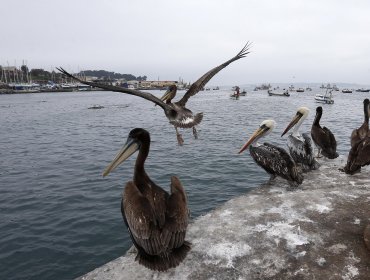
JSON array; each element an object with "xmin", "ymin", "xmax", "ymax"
[
  {"xmin": 356, "ymin": 88, "xmax": 370, "ymax": 92},
  {"xmin": 332, "ymin": 84, "xmax": 339, "ymax": 91},
  {"xmin": 230, "ymin": 86, "xmax": 245, "ymax": 97},
  {"xmin": 230, "ymin": 93, "xmax": 240, "ymax": 100},
  {"xmin": 268, "ymin": 89, "xmax": 290, "ymax": 97},
  {"xmin": 315, "ymin": 89, "xmax": 334, "ymax": 104}
]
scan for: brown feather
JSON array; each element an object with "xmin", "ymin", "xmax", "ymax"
[{"xmin": 177, "ymin": 42, "xmax": 251, "ymax": 106}]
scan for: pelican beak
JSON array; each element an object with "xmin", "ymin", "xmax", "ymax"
[
  {"xmin": 160, "ymin": 89, "xmax": 172, "ymax": 102},
  {"xmin": 281, "ymin": 113, "xmax": 302, "ymax": 137},
  {"xmin": 238, "ymin": 127, "xmax": 266, "ymax": 154},
  {"xmin": 102, "ymin": 138, "xmax": 139, "ymax": 177}
]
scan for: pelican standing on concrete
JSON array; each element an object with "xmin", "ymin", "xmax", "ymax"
[
  {"xmin": 311, "ymin": 106, "xmax": 339, "ymax": 159},
  {"xmin": 103, "ymin": 128, "xmax": 190, "ymax": 271},
  {"xmin": 350, "ymin": 99, "xmax": 369, "ymax": 147},
  {"xmin": 57, "ymin": 42, "xmax": 251, "ymax": 145},
  {"xmin": 340, "ymin": 137, "xmax": 370, "ymax": 174},
  {"xmin": 340, "ymin": 99, "xmax": 370, "ymax": 174},
  {"xmin": 239, "ymin": 120, "xmax": 304, "ymax": 186},
  {"xmin": 281, "ymin": 107, "xmax": 319, "ymax": 171}
]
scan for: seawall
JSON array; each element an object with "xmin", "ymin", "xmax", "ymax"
[{"xmin": 78, "ymin": 156, "xmax": 370, "ymax": 280}]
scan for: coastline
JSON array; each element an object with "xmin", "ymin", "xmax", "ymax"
[{"xmin": 77, "ymin": 156, "xmax": 370, "ymax": 280}]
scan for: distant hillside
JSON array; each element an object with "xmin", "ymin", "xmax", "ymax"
[{"xmin": 80, "ymin": 70, "xmax": 147, "ymax": 81}]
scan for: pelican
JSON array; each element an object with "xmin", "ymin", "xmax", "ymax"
[
  {"xmin": 57, "ymin": 42, "xmax": 251, "ymax": 145},
  {"xmin": 311, "ymin": 106, "xmax": 338, "ymax": 159},
  {"xmin": 103, "ymin": 128, "xmax": 190, "ymax": 271},
  {"xmin": 238, "ymin": 120, "xmax": 304, "ymax": 186},
  {"xmin": 340, "ymin": 136, "xmax": 370, "ymax": 174},
  {"xmin": 281, "ymin": 107, "xmax": 319, "ymax": 171},
  {"xmin": 350, "ymin": 98, "xmax": 369, "ymax": 147},
  {"xmin": 340, "ymin": 99, "xmax": 370, "ymax": 174}
]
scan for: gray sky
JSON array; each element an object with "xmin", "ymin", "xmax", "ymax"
[{"xmin": 2, "ymin": 0, "xmax": 370, "ymax": 85}]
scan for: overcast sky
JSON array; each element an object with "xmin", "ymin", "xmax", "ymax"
[{"xmin": 2, "ymin": 0, "xmax": 370, "ymax": 85}]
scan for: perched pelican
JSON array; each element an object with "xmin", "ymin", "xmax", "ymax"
[
  {"xmin": 103, "ymin": 128, "xmax": 190, "ymax": 271},
  {"xmin": 350, "ymin": 98, "xmax": 369, "ymax": 147},
  {"xmin": 238, "ymin": 120, "xmax": 304, "ymax": 186},
  {"xmin": 281, "ymin": 107, "xmax": 319, "ymax": 171},
  {"xmin": 340, "ymin": 99, "xmax": 370, "ymax": 174},
  {"xmin": 340, "ymin": 136, "xmax": 370, "ymax": 174},
  {"xmin": 57, "ymin": 42, "xmax": 251, "ymax": 145},
  {"xmin": 311, "ymin": 106, "xmax": 339, "ymax": 159}
]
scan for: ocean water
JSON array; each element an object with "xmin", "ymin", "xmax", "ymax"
[{"xmin": 0, "ymin": 87, "xmax": 368, "ymax": 280}]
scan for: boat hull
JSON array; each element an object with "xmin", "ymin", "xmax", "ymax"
[{"xmin": 315, "ymin": 95, "xmax": 334, "ymax": 104}]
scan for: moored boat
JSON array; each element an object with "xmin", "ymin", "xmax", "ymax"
[
  {"xmin": 9, "ymin": 83, "xmax": 40, "ymax": 93},
  {"xmin": 230, "ymin": 93, "xmax": 240, "ymax": 99},
  {"xmin": 268, "ymin": 89, "xmax": 290, "ymax": 97},
  {"xmin": 356, "ymin": 88, "xmax": 370, "ymax": 92},
  {"xmin": 315, "ymin": 89, "xmax": 334, "ymax": 104},
  {"xmin": 342, "ymin": 89, "xmax": 352, "ymax": 93}
]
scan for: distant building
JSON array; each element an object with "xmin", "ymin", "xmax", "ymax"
[{"xmin": 138, "ymin": 80, "xmax": 179, "ymax": 89}]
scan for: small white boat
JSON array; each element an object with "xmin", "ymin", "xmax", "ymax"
[
  {"xmin": 268, "ymin": 89, "xmax": 290, "ymax": 97},
  {"xmin": 315, "ymin": 89, "xmax": 334, "ymax": 104}
]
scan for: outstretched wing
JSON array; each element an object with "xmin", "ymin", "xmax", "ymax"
[
  {"xmin": 177, "ymin": 42, "xmax": 252, "ymax": 106},
  {"xmin": 57, "ymin": 67, "xmax": 169, "ymax": 110}
]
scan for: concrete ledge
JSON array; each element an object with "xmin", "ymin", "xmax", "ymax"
[{"xmin": 78, "ymin": 156, "xmax": 370, "ymax": 280}]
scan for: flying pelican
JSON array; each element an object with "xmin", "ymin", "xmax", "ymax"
[
  {"xmin": 350, "ymin": 98, "xmax": 369, "ymax": 147},
  {"xmin": 238, "ymin": 120, "xmax": 304, "ymax": 186},
  {"xmin": 340, "ymin": 99, "xmax": 370, "ymax": 174},
  {"xmin": 103, "ymin": 128, "xmax": 190, "ymax": 271},
  {"xmin": 57, "ymin": 42, "xmax": 251, "ymax": 145},
  {"xmin": 281, "ymin": 107, "xmax": 319, "ymax": 171},
  {"xmin": 311, "ymin": 106, "xmax": 339, "ymax": 159}
]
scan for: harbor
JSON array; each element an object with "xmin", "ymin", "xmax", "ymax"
[
  {"xmin": 1, "ymin": 89, "xmax": 369, "ymax": 280},
  {"xmin": 3, "ymin": 1, "xmax": 370, "ymax": 279},
  {"xmin": 0, "ymin": 65, "xmax": 191, "ymax": 94}
]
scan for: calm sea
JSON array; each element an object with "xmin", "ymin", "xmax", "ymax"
[{"xmin": 0, "ymin": 87, "xmax": 368, "ymax": 280}]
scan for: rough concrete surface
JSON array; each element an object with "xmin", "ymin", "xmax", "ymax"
[{"xmin": 78, "ymin": 156, "xmax": 370, "ymax": 280}]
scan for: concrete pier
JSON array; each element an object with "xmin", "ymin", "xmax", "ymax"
[{"xmin": 78, "ymin": 156, "xmax": 370, "ymax": 280}]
